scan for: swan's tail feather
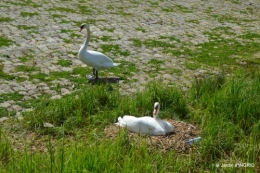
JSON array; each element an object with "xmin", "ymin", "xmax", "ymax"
[{"xmin": 115, "ymin": 117, "xmax": 127, "ymax": 127}]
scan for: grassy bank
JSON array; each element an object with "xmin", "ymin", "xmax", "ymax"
[{"xmin": 1, "ymin": 73, "xmax": 259, "ymax": 172}]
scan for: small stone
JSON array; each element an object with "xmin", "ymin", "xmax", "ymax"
[
  {"xmin": 51, "ymin": 95, "xmax": 62, "ymax": 99},
  {"xmin": 12, "ymin": 105, "xmax": 23, "ymax": 111},
  {"xmin": 0, "ymin": 117, "xmax": 9, "ymax": 122},
  {"xmin": 61, "ymin": 88, "xmax": 71, "ymax": 95},
  {"xmin": 0, "ymin": 102, "xmax": 11, "ymax": 108},
  {"xmin": 43, "ymin": 122, "xmax": 54, "ymax": 128}
]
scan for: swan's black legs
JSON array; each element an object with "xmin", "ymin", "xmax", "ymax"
[
  {"xmin": 95, "ymin": 70, "xmax": 99, "ymax": 79},
  {"xmin": 92, "ymin": 68, "xmax": 99, "ymax": 79},
  {"xmin": 92, "ymin": 68, "xmax": 95, "ymax": 76}
]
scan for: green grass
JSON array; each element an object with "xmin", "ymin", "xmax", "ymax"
[
  {"xmin": 0, "ymin": 36, "xmax": 13, "ymax": 47},
  {"xmin": 186, "ymin": 19, "xmax": 200, "ymax": 24},
  {"xmin": 163, "ymin": 5, "xmax": 192, "ymax": 13},
  {"xmin": 238, "ymin": 32, "xmax": 260, "ymax": 40},
  {"xmin": 20, "ymin": 11, "xmax": 38, "ymax": 17},
  {"xmin": 148, "ymin": 59, "xmax": 164, "ymax": 67},
  {"xmin": 99, "ymin": 36, "xmax": 114, "ymax": 42},
  {"xmin": 135, "ymin": 27, "xmax": 146, "ymax": 33},
  {"xmin": 51, "ymin": 14, "xmax": 65, "ymax": 18},
  {"xmin": 0, "ymin": 75, "xmax": 259, "ymax": 172},
  {"xmin": 48, "ymin": 7, "xmax": 76, "ymax": 13},
  {"xmin": 100, "ymin": 27, "xmax": 115, "ymax": 32},
  {"xmin": 18, "ymin": 55, "xmax": 34, "ymax": 62},
  {"xmin": 100, "ymin": 44, "xmax": 130, "ymax": 56},
  {"xmin": 56, "ymin": 59, "xmax": 72, "ymax": 67},
  {"xmin": 77, "ymin": 5, "xmax": 92, "ymax": 14},
  {"xmin": 108, "ymin": 61, "xmax": 139, "ymax": 79},
  {"xmin": 74, "ymin": 19, "xmax": 107, "ymax": 27},
  {"xmin": 15, "ymin": 65, "xmax": 38, "ymax": 73},
  {"xmin": 0, "ymin": 107, "xmax": 16, "ymax": 117},
  {"xmin": 29, "ymin": 72, "xmax": 49, "ymax": 82},
  {"xmin": 131, "ymin": 36, "xmax": 180, "ymax": 50},
  {"xmin": 0, "ymin": 62, "xmax": 15, "ymax": 80},
  {"xmin": 186, "ymin": 32, "xmax": 260, "ymax": 67},
  {"xmin": 1, "ymin": 2, "xmax": 260, "ymax": 172},
  {"xmin": 0, "ymin": 17, "xmax": 13, "ymax": 22},
  {"xmin": 60, "ymin": 20, "xmax": 70, "ymax": 24},
  {"xmin": 185, "ymin": 62, "xmax": 201, "ymax": 70},
  {"xmin": 17, "ymin": 25, "xmax": 38, "ymax": 30},
  {"xmin": 0, "ymin": 92, "xmax": 24, "ymax": 104},
  {"xmin": 63, "ymin": 39, "xmax": 72, "ymax": 43}
]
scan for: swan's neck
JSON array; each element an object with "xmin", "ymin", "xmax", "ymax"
[
  {"xmin": 153, "ymin": 109, "xmax": 165, "ymax": 130},
  {"xmin": 153, "ymin": 109, "xmax": 160, "ymax": 120},
  {"xmin": 82, "ymin": 26, "xmax": 91, "ymax": 50}
]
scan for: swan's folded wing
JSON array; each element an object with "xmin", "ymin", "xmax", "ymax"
[{"xmin": 87, "ymin": 50, "xmax": 113, "ymax": 63}]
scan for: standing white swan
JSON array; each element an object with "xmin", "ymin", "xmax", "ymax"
[
  {"xmin": 78, "ymin": 23, "xmax": 120, "ymax": 79},
  {"xmin": 115, "ymin": 102, "xmax": 174, "ymax": 135}
]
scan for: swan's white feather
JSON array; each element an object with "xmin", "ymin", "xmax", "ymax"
[
  {"xmin": 78, "ymin": 49, "xmax": 120, "ymax": 71},
  {"xmin": 116, "ymin": 115, "xmax": 173, "ymax": 136}
]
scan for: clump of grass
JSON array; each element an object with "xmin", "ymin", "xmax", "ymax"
[
  {"xmin": 63, "ymin": 39, "xmax": 72, "ymax": 43},
  {"xmin": 100, "ymin": 27, "xmax": 115, "ymax": 32},
  {"xmin": 212, "ymin": 26, "xmax": 233, "ymax": 35},
  {"xmin": 238, "ymin": 32, "xmax": 260, "ymax": 40},
  {"xmin": 0, "ymin": 62, "xmax": 15, "ymax": 80},
  {"xmin": 163, "ymin": 5, "xmax": 191, "ymax": 13},
  {"xmin": 148, "ymin": 59, "xmax": 164, "ymax": 65},
  {"xmin": 19, "ymin": 55, "xmax": 34, "ymax": 62},
  {"xmin": 108, "ymin": 60, "xmax": 139, "ymax": 79},
  {"xmin": 77, "ymin": 5, "xmax": 92, "ymax": 14},
  {"xmin": 0, "ymin": 92, "xmax": 24, "ymax": 103},
  {"xmin": 186, "ymin": 19, "xmax": 200, "ymax": 24},
  {"xmin": 100, "ymin": 44, "xmax": 130, "ymax": 56},
  {"xmin": 0, "ymin": 36, "xmax": 13, "ymax": 47},
  {"xmin": 48, "ymin": 7, "xmax": 76, "ymax": 13},
  {"xmin": 51, "ymin": 14, "xmax": 65, "ymax": 18},
  {"xmin": 190, "ymin": 73, "xmax": 260, "ymax": 132},
  {"xmin": 0, "ymin": 129, "xmax": 13, "ymax": 163},
  {"xmin": 0, "ymin": 17, "xmax": 13, "ymax": 22},
  {"xmin": 150, "ymin": 1, "xmax": 159, "ymax": 6},
  {"xmin": 60, "ymin": 29, "xmax": 73, "ymax": 33},
  {"xmin": 20, "ymin": 11, "xmax": 38, "ymax": 17},
  {"xmin": 135, "ymin": 28, "xmax": 146, "ymax": 33},
  {"xmin": 185, "ymin": 62, "xmax": 201, "ymax": 70},
  {"xmin": 29, "ymin": 72, "xmax": 49, "ymax": 82},
  {"xmin": 100, "ymin": 36, "xmax": 114, "ymax": 42},
  {"xmin": 56, "ymin": 59, "xmax": 72, "ymax": 67},
  {"xmin": 17, "ymin": 25, "xmax": 37, "ymax": 30},
  {"xmin": 60, "ymin": 20, "xmax": 70, "ymax": 24},
  {"xmin": 0, "ymin": 107, "xmax": 16, "ymax": 117},
  {"xmin": 15, "ymin": 65, "xmax": 38, "ymax": 73},
  {"xmin": 131, "ymin": 36, "xmax": 180, "ymax": 51}
]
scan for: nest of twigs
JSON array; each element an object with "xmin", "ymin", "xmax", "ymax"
[{"xmin": 104, "ymin": 119, "xmax": 201, "ymax": 153}]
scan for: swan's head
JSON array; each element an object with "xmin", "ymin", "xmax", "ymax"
[
  {"xmin": 153, "ymin": 102, "xmax": 160, "ymax": 115},
  {"xmin": 79, "ymin": 23, "xmax": 88, "ymax": 32}
]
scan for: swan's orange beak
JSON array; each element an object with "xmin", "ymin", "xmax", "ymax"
[{"xmin": 79, "ymin": 28, "xmax": 83, "ymax": 32}]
